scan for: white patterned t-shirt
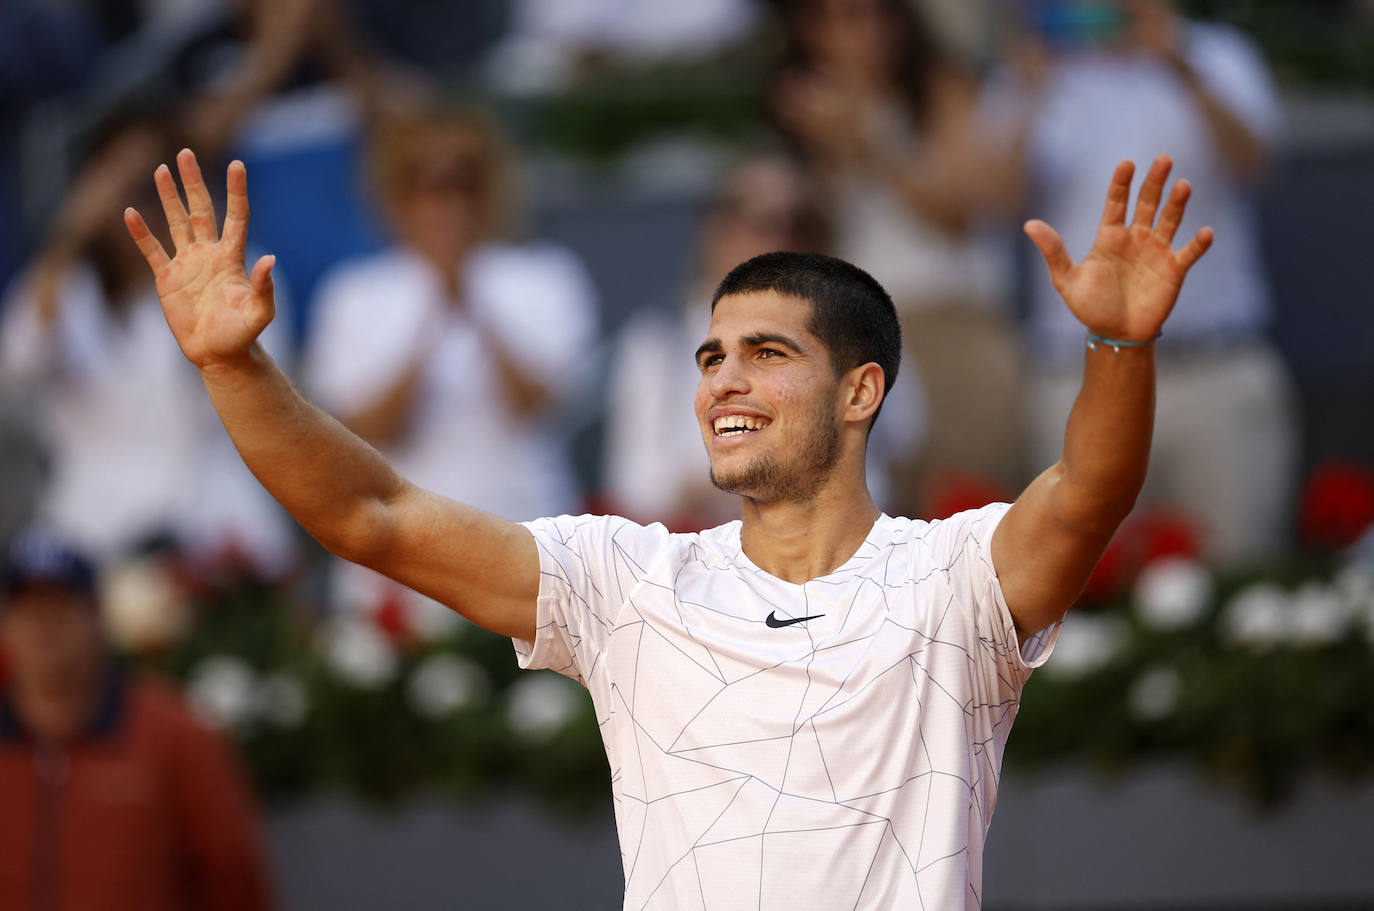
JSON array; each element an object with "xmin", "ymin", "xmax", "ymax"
[{"xmin": 514, "ymin": 504, "xmax": 1057, "ymax": 910}]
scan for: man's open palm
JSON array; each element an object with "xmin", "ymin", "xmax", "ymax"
[
  {"xmin": 124, "ymin": 149, "xmax": 275, "ymax": 369},
  {"xmin": 1024, "ymin": 155, "xmax": 1213, "ymax": 343}
]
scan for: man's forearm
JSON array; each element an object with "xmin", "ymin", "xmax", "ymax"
[
  {"xmin": 199, "ymin": 342, "xmax": 407, "ymax": 561},
  {"xmin": 1053, "ymin": 344, "xmax": 1156, "ymax": 535}
]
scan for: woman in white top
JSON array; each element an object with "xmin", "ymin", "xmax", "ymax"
[{"xmin": 302, "ymin": 104, "xmax": 597, "ymax": 632}]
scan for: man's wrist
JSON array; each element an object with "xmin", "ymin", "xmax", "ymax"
[{"xmin": 1084, "ymin": 330, "xmax": 1161, "ymax": 353}]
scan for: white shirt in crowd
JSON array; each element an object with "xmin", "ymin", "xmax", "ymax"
[
  {"xmin": 0, "ymin": 264, "xmax": 296, "ymax": 571},
  {"xmin": 515, "ymin": 503, "xmax": 1058, "ymax": 909},
  {"xmin": 304, "ymin": 243, "xmax": 597, "ymax": 521},
  {"xmin": 834, "ymin": 102, "xmax": 1015, "ymax": 314},
  {"xmin": 1016, "ymin": 22, "xmax": 1283, "ymax": 362}
]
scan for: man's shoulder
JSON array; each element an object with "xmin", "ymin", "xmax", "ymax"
[
  {"xmin": 523, "ymin": 513, "xmax": 738, "ymax": 569},
  {"xmin": 884, "ymin": 504, "xmax": 1012, "ymax": 561}
]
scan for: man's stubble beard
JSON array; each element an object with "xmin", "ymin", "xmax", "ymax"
[{"xmin": 708, "ymin": 394, "xmax": 840, "ymax": 505}]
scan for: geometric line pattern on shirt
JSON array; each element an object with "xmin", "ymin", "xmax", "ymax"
[{"xmin": 514, "ymin": 507, "xmax": 1056, "ymax": 910}]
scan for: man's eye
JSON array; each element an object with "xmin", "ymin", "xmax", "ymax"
[
  {"xmin": 700, "ymin": 354, "xmax": 723, "ymax": 370},
  {"xmin": 759, "ymin": 348, "xmax": 783, "ymax": 359}
]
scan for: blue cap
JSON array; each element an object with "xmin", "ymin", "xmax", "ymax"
[{"xmin": 2, "ymin": 529, "xmax": 97, "ymax": 600}]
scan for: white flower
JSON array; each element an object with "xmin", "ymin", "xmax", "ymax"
[
  {"xmin": 408, "ymin": 595, "xmax": 468, "ymax": 642},
  {"xmin": 1289, "ymin": 581, "xmax": 1351, "ymax": 646},
  {"xmin": 1043, "ymin": 612, "xmax": 1128, "ymax": 680},
  {"xmin": 1129, "ymin": 666, "xmax": 1183, "ymax": 722},
  {"xmin": 1219, "ymin": 583, "xmax": 1289, "ymax": 650},
  {"xmin": 505, "ymin": 673, "xmax": 583, "ymax": 742},
  {"xmin": 407, "ymin": 654, "xmax": 489, "ymax": 718},
  {"xmin": 100, "ymin": 557, "xmax": 189, "ymax": 653},
  {"xmin": 320, "ymin": 619, "xmax": 397, "ymax": 690},
  {"xmin": 1334, "ymin": 564, "xmax": 1374, "ymax": 612},
  {"xmin": 1133, "ymin": 558, "xmax": 1213, "ymax": 631},
  {"xmin": 187, "ymin": 655, "xmax": 259, "ymax": 729},
  {"xmin": 258, "ymin": 672, "xmax": 310, "ymax": 728}
]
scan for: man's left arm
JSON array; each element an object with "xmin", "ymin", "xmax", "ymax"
[{"xmin": 992, "ymin": 155, "xmax": 1213, "ymax": 640}]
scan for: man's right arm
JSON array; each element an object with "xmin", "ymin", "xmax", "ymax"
[
  {"xmin": 203, "ymin": 344, "xmax": 539, "ymax": 639},
  {"xmin": 125, "ymin": 150, "xmax": 538, "ymax": 640}
]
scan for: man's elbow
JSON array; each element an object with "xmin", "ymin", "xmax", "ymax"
[
  {"xmin": 313, "ymin": 497, "xmax": 399, "ymax": 567},
  {"xmin": 1049, "ymin": 463, "xmax": 1142, "ymax": 539}
]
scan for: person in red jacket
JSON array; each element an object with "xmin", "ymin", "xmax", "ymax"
[{"xmin": 0, "ymin": 529, "xmax": 273, "ymax": 911}]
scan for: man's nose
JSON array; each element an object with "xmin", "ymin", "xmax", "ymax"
[{"xmin": 708, "ymin": 355, "xmax": 750, "ymax": 399}]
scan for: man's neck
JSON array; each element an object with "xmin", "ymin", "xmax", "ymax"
[{"xmin": 738, "ymin": 479, "xmax": 881, "ymax": 585}]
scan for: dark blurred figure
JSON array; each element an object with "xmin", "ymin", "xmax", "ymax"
[
  {"xmin": 771, "ymin": 0, "xmax": 1026, "ymax": 517},
  {"xmin": 0, "ymin": 530, "xmax": 272, "ymax": 911},
  {"xmin": 602, "ymin": 153, "xmax": 924, "ymax": 529},
  {"xmin": 0, "ymin": 112, "xmax": 295, "ymax": 572},
  {"xmin": 301, "ymin": 103, "xmax": 597, "ymax": 629},
  {"xmin": 0, "ymin": 380, "xmax": 48, "ymax": 553},
  {"xmin": 0, "ymin": 1, "xmax": 105, "ymax": 292},
  {"xmin": 995, "ymin": 0, "xmax": 1298, "ymax": 564}
]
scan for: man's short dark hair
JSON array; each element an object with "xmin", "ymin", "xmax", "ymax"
[{"xmin": 711, "ymin": 252, "xmax": 901, "ymax": 425}]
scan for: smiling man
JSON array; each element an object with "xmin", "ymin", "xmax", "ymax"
[{"xmin": 126, "ymin": 150, "xmax": 1209, "ymax": 908}]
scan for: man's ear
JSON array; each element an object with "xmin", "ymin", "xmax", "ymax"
[{"xmin": 840, "ymin": 362, "xmax": 885, "ymax": 426}]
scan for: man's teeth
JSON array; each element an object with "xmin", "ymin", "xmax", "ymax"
[{"xmin": 713, "ymin": 415, "xmax": 770, "ymax": 436}]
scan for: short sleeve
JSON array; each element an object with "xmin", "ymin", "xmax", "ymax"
[
  {"xmin": 929, "ymin": 503, "xmax": 1059, "ymax": 684},
  {"xmin": 513, "ymin": 514, "xmax": 674, "ymax": 684},
  {"xmin": 1184, "ymin": 23, "xmax": 1283, "ymax": 146}
]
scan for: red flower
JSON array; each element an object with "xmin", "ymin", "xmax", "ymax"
[{"xmin": 1299, "ymin": 461, "xmax": 1374, "ymax": 552}]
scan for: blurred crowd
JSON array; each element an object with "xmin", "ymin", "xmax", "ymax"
[
  {"xmin": 4, "ymin": 0, "xmax": 1374, "ymax": 905},
  {"xmin": 1, "ymin": 0, "xmax": 1370, "ymax": 669}
]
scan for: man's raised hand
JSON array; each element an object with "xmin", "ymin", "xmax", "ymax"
[
  {"xmin": 1024, "ymin": 154, "xmax": 1213, "ymax": 343},
  {"xmin": 124, "ymin": 149, "xmax": 275, "ymax": 369}
]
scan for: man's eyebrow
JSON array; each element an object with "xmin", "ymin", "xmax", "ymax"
[
  {"xmin": 741, "ymin": 332, "xmax": 805, "ymax": 353},
  {"xmin": 694, "ymin": 338, "xmax": 722, "ymax": 364}
]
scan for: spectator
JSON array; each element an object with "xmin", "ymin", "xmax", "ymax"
[
  {"xmin": 301, "ymin": 103, "xmax": 598, "ymax": 627},
  {"xmin": 0, "ymin": 529, "xmax": 273, "ymax": 911},
  {"xmin": 603, "ymin": 152, "xmax": 924, "ymax": 528},
  {"xmin": 772, "ymin": 0, "xmax": 1026, "ymax": 516},
  {"xmin": 999, "ymin": 0, "xmax": 1298, "ymax": 563},
  {"xmin": 0, "ymin": 111, "xmax": 296, "ymax": 573},
  {"xmin": 82, "ymin": 0, "xmax": 427, "ymax": 337}
]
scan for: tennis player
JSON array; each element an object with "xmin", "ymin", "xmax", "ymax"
[{"xmin": 126, "ymin": 150, "xmax": 1209, "ymax": 908}]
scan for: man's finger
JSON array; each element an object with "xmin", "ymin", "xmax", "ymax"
[
  {"xmin": 124, "ymin": 207, "xmax": 171, "ymax": 273},
  {"xmin": 1131, "ymin": 154, "xmax": 1173, "ymax": 229},
  {"xmin": 1155, "ymin": 179, "xmax": 1192, "ymax": 242},
  {"xmin": 1176, "ymin": 226, "xmax": 1214, "ymax": 272},
  {"xmin": 222, "ymin": 160, "xmax": 250, "ymax": 252},
  {"xmin": 1024, "ymin": 219, "xmax": 1073, "ymax": 283},
  {"xmin": 176, "ymin": 149, "xmax": 219, "ymax": 244},
  {"xmin": 154, "ymin": 164, "xmax": 193, "ymax": 251},
  {"xmin": 1098, "ymin": 160, "xmax": 1135, "ymax": 228},
  {"xmin": 250, "ymin": 254, "xmax": 276, "ymax": 299}
]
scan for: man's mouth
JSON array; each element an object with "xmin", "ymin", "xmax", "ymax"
[{"xmin": 713, "ymin": 415, "xmax": 771, "ymax": 437}]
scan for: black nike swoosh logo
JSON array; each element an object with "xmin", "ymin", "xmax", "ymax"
[{"xmin": 765, "ymin": 611, "xmax": 825, "ymax": 628}]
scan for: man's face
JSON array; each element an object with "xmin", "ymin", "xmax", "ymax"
[
  {"xmin": 388, "ymin": 127, "xmax": 489, "ymax": 266},
  {"xmin": 0, "ymin": 583, "xmax": 102, "ymax": 689},
  {"xmin": 694, "ymin": 291, "xmax": 842, "ymax": 505}
]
